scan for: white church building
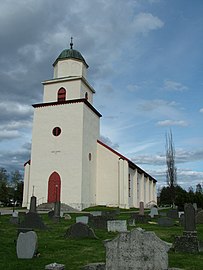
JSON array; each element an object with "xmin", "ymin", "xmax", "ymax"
[{"xmin": 22, "ymin": 42, "xmax": 157, "ymax": 210}]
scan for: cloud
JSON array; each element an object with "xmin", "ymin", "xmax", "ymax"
[
  {"xmin": 199, "ymin": 108, "xmax": 203, "ymax": 113},
  {"xmin": 132, "ymin": 12, "xmax": 164, "ymax": 35},
  {"xmin": 0, "ymin": 142, "xmax": 31, "ymax": 173},
  {"xmin": 99, "ymin": 135, "xmax": 119, "ymax": 150},
  {"xmin": 131, "ymin": 148, "xmax": 203, "ymax": 166},
  {"xmin": 163, "ymin": 80, "xmax": 188, "ymax": 91},
  {"xmin": 157, "ymin": 119, "xmax": 188, "ymax": 127}
]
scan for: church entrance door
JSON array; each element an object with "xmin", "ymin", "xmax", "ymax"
[{"xmin": 47, "ymin": 172, "xmax": 61, "ymax": 203}]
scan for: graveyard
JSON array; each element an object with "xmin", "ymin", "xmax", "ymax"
[{"xmin": 0, "ymin": 205, "xmax": 203, "ymax": 270}]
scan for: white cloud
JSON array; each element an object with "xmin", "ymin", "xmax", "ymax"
[
  {"xmin": 163, "ymin": 80, "xmax": 188, "ymax": 91},
  {"xmin": 157, "ymin": 119, "xmax": 188, "ymax": 127},
  {"xmin": 132, "ymin": 12, "xmax": 164, "ymax": 34},
  {"xmin": 199, "ymin": 108, "xmax": 203, "ymax": 113}
]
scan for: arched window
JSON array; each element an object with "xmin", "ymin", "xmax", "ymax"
[
  {"xmin": 57, "ymin": 88, "xmax": 66, "ymax": 102},
  {"xmin": 85, "ymin": 92, "xmax": 88, "ymax": 100}
]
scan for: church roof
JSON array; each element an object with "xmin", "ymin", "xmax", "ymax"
[{"xmin": 53, "ymin": 48, "xmax": 88, "ymax": 67}]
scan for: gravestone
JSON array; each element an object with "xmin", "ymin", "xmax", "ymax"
[
  {"xmin": 158, "ymin": 217, "xmax": 174, "ymax": 227},
  {"xmin": 107, "ymin": 220, "xmax": 127, "ymax": 232},
  {"xmin": 89, "ymin": 216, "xmax": 109, "ymax": 229},
  {"xmin": 53, "ymin": 201, "xmax": 61, "ymax": 222},
  {"xmin": 65, "ymin": 222, "xmax": 97, "ymax": 239},
  {"xmin": 174, "ymin": 203, "xmax": 199, "ymax": 253},
  {"xmin": 196, "ymin": 210, "xmax": 203, "ymax": 224},
  {"xmin": 139, "ymin": 201, "xmax": 144, "ymax": 215},
  {"xmin": 45, "ymin": 262, "xmax": 65, "ymax": 270},
  {"xmin": 149, "ymin": 206, "xmax": 159, "ymax": 218},
  {"xmin": 105, "ymin": 228, "xmax": 171, "ymax": 270},
  {"xmin": 10, "ymin": 211, "xmax": 19, "ymax": 225},
  {"xmin": 76, "ymin": 216, "xmax": 89, "ymax": 224},
  {"xmin": 90, "ymin": 211, "xmax": 102, "ymax": 217},
  {"xmin": 64, "ymin": 213, "xmax": 72, "ymax": 220},
  {"xmin": 167, "ymin": 209, "xmax": 178, "ymax": 219},
  {"xmin": 29, "ymin": 196, "xmax": 37, "ymax": 213},
  {"xmin": 184, "ymin": 203, "xmax": 196, "ymax": 232},
  {"xmin": 16, "ymin": 231, "xmax": 38, "ymax": 259},
  {"xmin": 101, "ymin": 210, "xmax": 119, "ymax": 219},
  {"xmin": 19, "ymin": 212, "xmax": 47, "ymax": 230},
  {"xmin": 130, "ymin": 213, "xmax": 150, "ymax": 223}
]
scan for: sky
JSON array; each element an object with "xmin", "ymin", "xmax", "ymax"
[{"xmin": 0, "ymin": 0, "xmax": 203, "ymax": 191}]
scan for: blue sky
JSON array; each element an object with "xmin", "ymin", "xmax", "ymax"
[{"xmin": 0, "ymin": 0, "xmax": 203, "ymax": 190}]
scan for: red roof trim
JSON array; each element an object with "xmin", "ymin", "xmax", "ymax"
[
  {"xmin": 97, "ymin": 140, "xmax": 157, "ymax": 182},
  {"xmin": 32, "ymin": 98, "xmax": 102, "ymax": 117},
  {"xmin": 24, "ymin": 160, "xmax": 31, "ymax": 167}
]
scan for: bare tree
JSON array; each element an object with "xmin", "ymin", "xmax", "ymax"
[{"xmin": 165, "ymin": 130, "xmax": 177, "ymax": 205}]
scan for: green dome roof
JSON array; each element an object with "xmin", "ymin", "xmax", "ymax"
[{"xmin": 53, "ymin": 48, "xmax": 88, "ymax": 67}]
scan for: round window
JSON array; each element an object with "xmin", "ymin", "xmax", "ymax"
[{"xmin": 52, "ymin": 127, "xmax": 61, "ymax": 136}]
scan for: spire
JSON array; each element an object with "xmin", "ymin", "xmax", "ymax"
[{"xmin": 70, "ymin": 37, "xmax": 73, "ymax": 49}]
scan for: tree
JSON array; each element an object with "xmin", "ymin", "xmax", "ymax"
[
  {"xmin": 0, "ymin": 168, "xmax": 9, "ymax": 205},
  {"xmin": 165, "ymin": 130, "xmax": 177, "ymax": 205},
  {"xmin": 10, "ymin": 170, "xmax": 23, "ymax": 206},
  {"xmin": 196, "ymin": 183, "xmax": 203, "ymax": 194}
]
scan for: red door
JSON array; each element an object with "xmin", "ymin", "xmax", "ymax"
[{"xmin": 48, "ymin": 172, "xmax": 61, "ymax": 202}]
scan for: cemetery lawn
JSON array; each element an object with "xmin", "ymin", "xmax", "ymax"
[{"xmin": 0, "ymin": 209, "xmax": 202, "ymax": 270}]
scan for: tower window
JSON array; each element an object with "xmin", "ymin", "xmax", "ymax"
[
  {"xmin": 52, "ymin": 127, "xmax": 61, "ymax": 136},
  {"xmin": 85, "ymin": 92, "xmax": 88, "ymax": 100},
  {"xmin": 58, "ymin": 88, "xmax": 66, "ymax": 102}
]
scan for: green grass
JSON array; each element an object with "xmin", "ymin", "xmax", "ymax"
[{"xmin": 0, "ymin": 209, "xmax": 203, "ymax": 270}]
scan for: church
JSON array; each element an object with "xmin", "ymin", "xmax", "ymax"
[{"xmin": 22, "ymin": 41, "xmax": 157, "ymax": 210}]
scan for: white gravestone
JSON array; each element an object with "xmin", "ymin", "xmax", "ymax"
[
  {"xmin": 16, "ymin": 231, "xmax": 38, "ymax": 259},
  {"xmin": 76, "ymin": 216, "xmax": 89, "ymax": 224},
  {"xmin": 107, "ymin": 220, "xmax": 127, "ymax": 232}
]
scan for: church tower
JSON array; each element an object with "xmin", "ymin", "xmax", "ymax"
[{"xmin": 23, "ymin": 39, "xmax": 101, "ymax": 210}]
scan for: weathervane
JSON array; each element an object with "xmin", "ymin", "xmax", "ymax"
[{"xmin": 70, "ymin": 37, "xmax": 73, "ymax": 49}]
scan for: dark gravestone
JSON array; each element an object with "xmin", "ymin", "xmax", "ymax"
[
  {"xmin": 101, "ymin": 210, "xmax": 119, "ymax": 219},
  {"xmin": 89, "ymin": 216, "xmax": 109, "ymax": 229},
  {"xmin": 53, "ymin": 201, "xmax": 61, "ymax": 222},
  {"xmin": 19, "ymin": 212, "xmax": 47, "ymax": 230},
  {"xmin": 65, "ymin": 222, "xmax": 97, "ymax": 239},
  {"xmin": 29, "ymin": 196, "xmax": 37, "ymax": 213},
  {"xmin": 158, "ymin": 217, "xmax": 174, "ymax": 227},
  {"xmin": 130, "ymin": 213, "xmax": 150, "ymax": 224},
  {"xmin": 196, "ymin": 210, "xmax": 203, "ymax": 224},
  {"xmin": 16, "ymin": 231, "xmax": 38, "ymax": 259},
  {"xmin": 139, "ymin": 201, "xmax": 144, "ymax": 216},
  {"xmin": 184, "ymin": 203, "xmax": 196, "ymax": 232},
  {"xmin": 167, "ymin": 209, "xmax": 178, "ymax": 219},
  {"xmin": 174, "ymin": 203, "xmax": 199, "ymax": 253}
]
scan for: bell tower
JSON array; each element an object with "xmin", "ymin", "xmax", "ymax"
[{"xmin": 22, "ymin": 39, "xmax": 101, "ymax": 210}]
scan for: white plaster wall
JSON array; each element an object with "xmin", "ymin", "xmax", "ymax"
[
  {"xmin": 96, "ymin": 143, "xmax": 119, "ymax": 206},
  {"xmin": 29, "ymin": 102, "xmax": 85, "ymax": 209},
  {"xmin": 81, "ymin": 104, "xmax": 100, "ymax": 208},
  {"xmin": 43, "ymin": 79, "xmax": 93, "ymax": 104},
  {"xmin": 22, "ymin": 163, "xmax": 30, "ymax": 208},
  {"xmin": 54, "ymin": 59, "xmax": 87, "ymax": 79},
  {"xmin": 118, "ymin": 159, "xmax": 129, "ymax": 209}
]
